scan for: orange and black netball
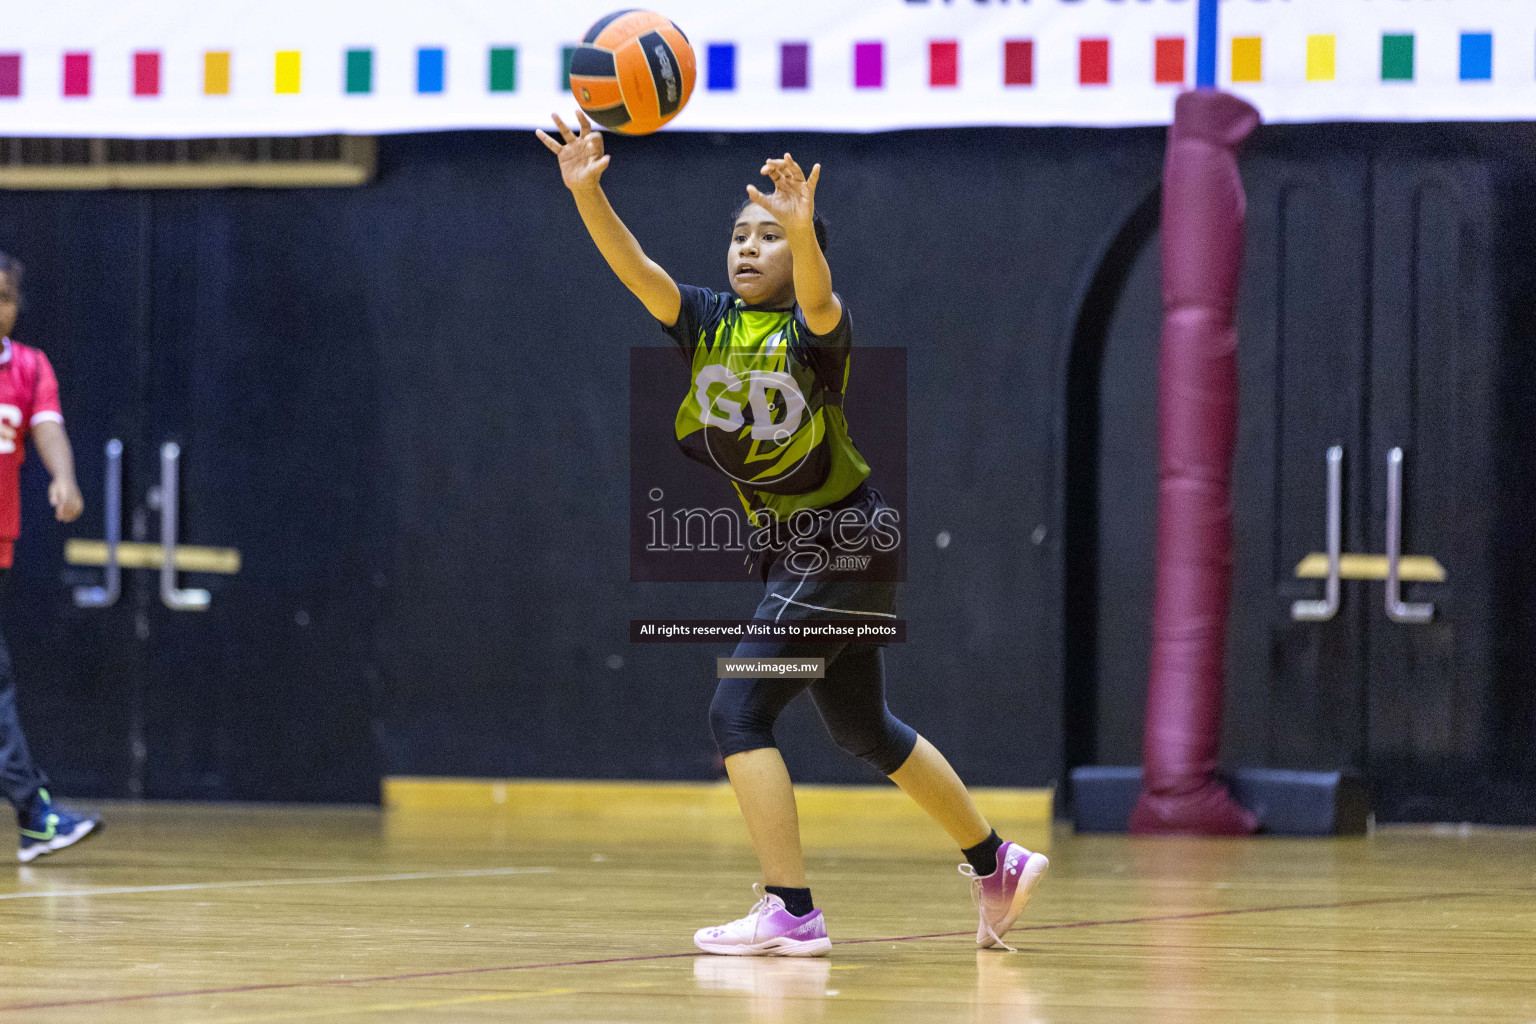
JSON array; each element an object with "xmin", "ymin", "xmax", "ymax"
[{"xmin": 569, "ymin": 9, "xmax": 696, "ymax": 135}]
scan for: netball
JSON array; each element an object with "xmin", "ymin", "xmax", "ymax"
[{"xmin": 569, "ymin": 9, "xmax": 696, "ymax": 135}]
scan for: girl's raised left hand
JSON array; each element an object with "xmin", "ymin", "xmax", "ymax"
[{"xmin": 746, "ymin": 153, "xmax": 821, "ymax": 234}]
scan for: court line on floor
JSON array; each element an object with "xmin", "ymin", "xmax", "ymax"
[
  {"xmin": 0, "ymin": 889, "xmax": 1486, "ymax": 1013},
  {"xmin": 989, "ymin": 890, "xmax": 1493, "ymax": 938},
  {"xmin": 205, "ymin": 987, "xmax": 576, "ymax": 1024},
  {"xmin": 1041, "ymin": 939, "xmax": 1535, "ymax": 957},
  {"xmin": 828, "ymin": 890, "xmax": 1495, "ymax": 948},
  {"xmin": 0, "ymin": 866, "xmax": 555, "ymax": 902}
]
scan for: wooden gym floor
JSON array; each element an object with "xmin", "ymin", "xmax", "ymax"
[{"xmin": 1, "ymin": 801, "xmax": 1533, "ymax": 1023}]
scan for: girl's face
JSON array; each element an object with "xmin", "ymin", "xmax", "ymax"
[
  {"xmin": 0, "ymin": 273, "xmax": 16, "ymax": 339},
  {"xmin": 728, "ymin": 204, "xmax": 795, "ymax": 308}
]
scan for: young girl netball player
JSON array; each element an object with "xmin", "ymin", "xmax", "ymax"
[
  {"xmin": 537, "ymin": 112, "xmax": 1047, "ymax": 956},
  {"xmin": 0, "ymin": 254, "xmax": 101, "ymax": 862}
]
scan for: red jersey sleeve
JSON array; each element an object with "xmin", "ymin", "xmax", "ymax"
[{"xmin": 29, "ymin": 349, "xmax": 63, "ymax": 427}]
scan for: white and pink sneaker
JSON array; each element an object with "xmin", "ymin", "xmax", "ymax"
[
  {"xmin": 958, "ymin": 842, "xmax": 1050, "ymax": 950},
  {"xmin": 693, "ymin": 886, "xmax": 833, "ymax": 957}
]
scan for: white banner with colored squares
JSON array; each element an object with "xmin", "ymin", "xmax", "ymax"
[{"xmin": 0, "ymin": 0, "xmax": 1531, "ymax": 137}]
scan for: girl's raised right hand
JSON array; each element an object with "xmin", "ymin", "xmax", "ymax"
[{"xmin": 536, "ymin": 111, "xmax": 610, "ymax": 194}]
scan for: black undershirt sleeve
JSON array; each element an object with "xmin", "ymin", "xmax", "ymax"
[
  {"xmin": 659, "ymin": 284, "xmax": 729, "ymax": 361},
  {"xmin": 790, "ymin": 295, "xmax": 854, "ymax": 394}
]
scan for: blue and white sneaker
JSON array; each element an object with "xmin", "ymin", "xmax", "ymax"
[{"xmin": 18, "ymin": 789, "xmax": 100, "ymax": 863}]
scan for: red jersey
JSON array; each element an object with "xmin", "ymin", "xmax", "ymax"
[{"xmin": 0, "ymin": 339, "xmax": 64, "ymax": 567}]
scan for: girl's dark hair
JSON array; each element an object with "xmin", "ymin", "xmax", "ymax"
[
  {"xmin": 733, "ymin": 200, "xmax": 828, "ymax": 254},
  {"xmin": 0, "ymin": 251, "xmax": 23, "ymax": 292}
]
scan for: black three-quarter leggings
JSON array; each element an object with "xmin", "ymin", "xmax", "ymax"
[{"xmin": 710, "ymin": 638, "xmax": 919, "ymax": 775}]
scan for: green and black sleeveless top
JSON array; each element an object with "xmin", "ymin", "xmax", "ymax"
[{"xmin": 660, "ymin": 284, "xmax": 871, "ymax": 521}]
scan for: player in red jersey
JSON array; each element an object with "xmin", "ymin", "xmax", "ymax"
[{"xmin": 0, "ymin": 253, "xmax": 100, "ymax": 862}]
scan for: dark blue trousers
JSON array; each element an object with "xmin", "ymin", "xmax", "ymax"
[{"xmin": 0, "ymin": 571, "xmax": 47, "ymax": 810}]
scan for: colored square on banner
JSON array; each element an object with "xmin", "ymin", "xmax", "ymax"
[
  {"xmin": 0, "ymin": 54, "xmax": 20, "ymax": 98},
  {"xmin": 1231, "ymin": 37, "xmax": 1262, "ymax": 83},
  {"xmin": 134, "ymin": 51, "xmax": 161, "ymax": 97},
  {"xmin": 854, "ymin": 42, "xmax": 882, "ymax": 89},
  {"xmin": 929, "ymin": 41, "xmax": 958, "ymax": 87},
  {"xmin": 1154, "ymin": 37, "xmax": 1185, "ymax": 85},
  {"xmin": 707, "ymin": 44, "xmax": 735, "ymax": 91},
  {"xmin": 1003, "ymin": 40, "xmax": 1033, "ymax": 86},
  {"xmin": 489, "ymin": 47, "xmax": 517, "ymax": 92},
  {"xmin": 63, "ymin": 52, "xmax": 90, "ymax": 97},
  {"xmin": 1079, "ymin": 38, "xmax": 1109, "ymax": 86},
  {"xmin": 346, "ymin": 49, "xmax": 373, "ymax": 94},
  {"xmin": 1306, "ymin": 35, "xmax": 1336, "ymax": 81},
  {"xmin": 275, "ymin": 51, "xmax": 301, "ymax": 94},
  {"xmin": 1382, "ymin": 34, "xmax": 1414, "ymax": 81},
  {"xmin": 561, "ymin": 45, "xmax": 576, "ymax": 91},
  {"xmin": 1460, "ymin": 33, "xmax": 1492, "ymax": 81},
  {"xmin": 781, "ymin": 43, "xmax": 809, "ymax": 89},
  {"xmin": 204, "ymin": 51, "xmax": 230, "ymax": 95},
  {"xmin": 418, "ymin": 48, "xmax": 445, "ymax": 94}
]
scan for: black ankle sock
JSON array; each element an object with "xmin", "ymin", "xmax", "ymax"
[
  {"xmin": 764, "ymin": 885, "xmax": 815, "ymax": 917},
  {"xmin": 962, "ymin": 830, "xmax": 1005, "ymax": 876}
]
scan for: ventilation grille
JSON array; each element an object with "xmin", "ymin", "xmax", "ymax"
[{"xmin": 0, "ymin": 136, "xmax": 376, "ymax": 189}]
